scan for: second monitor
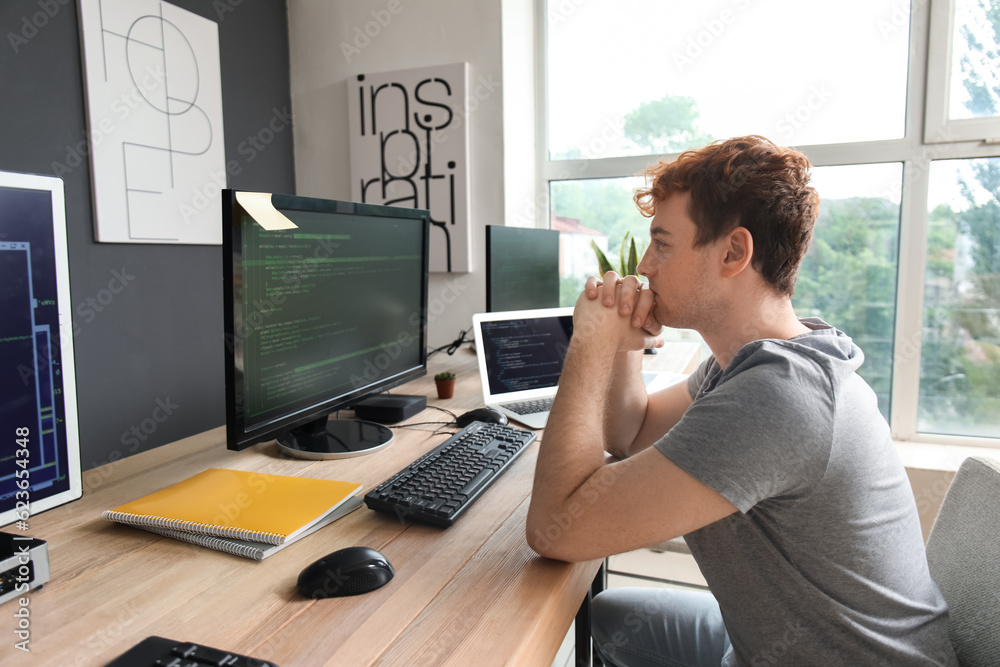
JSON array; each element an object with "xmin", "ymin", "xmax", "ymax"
[
  {"xmin": 485, "ymin": 225, "xmax": 560, "ymax": 312},
  {"xmin": 223, "ymin": 191, "xmax": 430, "ymax": 458}
]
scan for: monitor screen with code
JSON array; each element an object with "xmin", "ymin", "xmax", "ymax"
[{"xmin": 0, "ymin": 171, "xmax": 82, "ymax": 528}]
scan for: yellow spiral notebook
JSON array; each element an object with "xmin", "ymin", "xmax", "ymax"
[{"xmin": 103, "ymin": 468, "xmax": 363, "ymax": 548}]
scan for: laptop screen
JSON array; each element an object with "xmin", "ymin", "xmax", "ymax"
[{"xmin": 479, "ymin": 313, "xmax": 573, "ymax": 396}]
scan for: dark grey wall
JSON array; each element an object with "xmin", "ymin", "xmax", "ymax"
[{"xmin": 0, "ymin": 1, "xmax": 295, "ymax": 470}]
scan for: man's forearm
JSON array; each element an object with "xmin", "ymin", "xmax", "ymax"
[
  {"xmin": 527, "ymin": 335, "xmax": 616, "ymax": 535},
  {"xmin": 602, "ymin": 350, "xmax": 648, "ymax": 458}
]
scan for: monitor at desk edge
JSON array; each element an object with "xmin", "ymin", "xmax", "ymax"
[
  {"xmin": 0, "ymin": 171, "xmax": 82, "ymax": 526},
  {"xmin": 222, "ymin": 190, "xmax": 430, "ymax": 455}
]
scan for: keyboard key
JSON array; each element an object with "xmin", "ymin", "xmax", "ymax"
[
  {"xmin": 180, "ymin": 644, "xmax": 230, "ymax": 666},
  {"xmin": 459, "ymin": 469, "xmax": 494, "ymax": 498}
]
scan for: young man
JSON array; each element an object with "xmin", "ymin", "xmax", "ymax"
[{"xmin": 525, "ymin": 136, "xmax": 956, "ymax": 666}]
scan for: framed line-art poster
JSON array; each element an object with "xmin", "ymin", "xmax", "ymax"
[
  {"xmin": 78, "ymin": 0, "xmax": 225, "ymax": 244},
  {"xmin": 348, "ymin": 63, "xmax": 472, "ymax": 273}
]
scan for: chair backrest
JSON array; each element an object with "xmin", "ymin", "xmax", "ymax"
[{"xmin": 925, "ymin": 456, "xmax": 1000, "ymax": 667}]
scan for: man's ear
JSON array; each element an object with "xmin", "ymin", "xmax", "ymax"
[{"xmin": 720, "ymin": 227, "xmax": 753, "ymax": 278}]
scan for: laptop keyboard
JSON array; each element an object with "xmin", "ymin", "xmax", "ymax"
[
  {"xmin": 502, "ymin": 397, "xmax": 553, "ymax": 415},
  {"xmin": 503, "ymin": 398, "xmax": 552, "ymax": 415}
]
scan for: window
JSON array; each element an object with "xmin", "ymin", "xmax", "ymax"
[
  {"xmin": 795, "ymin": 164, "xmax": 903, "ymax": 419},
  {"xmin": 540, "ymin": 0, "xmax": 1000, "ymax": 446},
  {"xmin": 919, "ymin": 158, "xmax": 1000, "ymax": 438},
  {"xmin": 926, "ymin": 0, "xmax": 1000, "ymax": 141},
  {"xmin": 550, "ymin": 177, "xmax": 640, "ymax": 307},
  {"xmin": 546, "ymin": 0, "xmax": 909, "ymax": 159}
]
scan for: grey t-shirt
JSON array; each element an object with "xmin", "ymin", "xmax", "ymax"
[{"xmin": 655, "ymin": 319, "xmax": 956, "ymax": 666}]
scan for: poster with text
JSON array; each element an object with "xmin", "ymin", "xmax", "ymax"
[{"xmin": 348, "ymin": 63, "xmax": 472, "ymax": 273}]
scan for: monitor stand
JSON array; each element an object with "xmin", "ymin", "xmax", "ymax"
[{"xmin": 276, "ymin": 415, "xmax": 393, "ymax": 460}]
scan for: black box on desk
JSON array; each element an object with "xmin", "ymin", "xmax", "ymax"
[
  {"xmin": 351, "ymin": 395, "xmax": 426, "ymax": 423},
  {"xmin": 0, "ymin": 532, "xmax": 49, "ymax": 606}
]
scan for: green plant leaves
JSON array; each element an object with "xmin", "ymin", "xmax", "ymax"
[
  {"xmin": 592, "ymin": 232, "xmax": 644, "ymax": 277},
  {"xmin": 591, "ymin": 239, "xmax": 616, "ymax": 276}
]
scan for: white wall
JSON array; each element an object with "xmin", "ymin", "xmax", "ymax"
[
  {"xmin": 288, "ymin": 0, "xmax": 511, "ymax": 349},
  {"xmin": 501, "ymin": 0, "xmax": 538, "ymax": 230}
]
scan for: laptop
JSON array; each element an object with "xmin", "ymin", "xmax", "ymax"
[{"xmin": 471, "ymin": 307, "xmax": 574, "ymax": 429}]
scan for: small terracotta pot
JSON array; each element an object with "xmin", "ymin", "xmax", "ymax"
[{"xmin": 435, "ymin": 379, "xmax": 456, "ymax": 399}]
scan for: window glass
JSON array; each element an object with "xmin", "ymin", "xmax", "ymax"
[
  {"xmin": 919, "ymin": 158, "xmax": 1000, "ymax": 438},
  {"xmin": 793, "ymin": 164, "xmax": 902, "ymax": 420},
  {"xmin": 546, "ymin": 0, "xmax": 910, "ymax": 159},
  {"xmin": 551, "ymin": 178, "xmax": 643, "ymax": 306},
  {"xmin": 949, "ymin": 0, "xmax": 1000, "ymax": 120}
]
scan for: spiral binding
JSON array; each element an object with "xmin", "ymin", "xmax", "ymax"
[
  {"xmin": 102, "ymin": 510, "xmax": 285, "ymax": 545},
  {"xmin": 141, "ymin": 525, "xmax": 266, "ymax": 561}
]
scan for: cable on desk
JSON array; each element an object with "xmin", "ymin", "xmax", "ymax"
[
  {"xmin": 394, "ymin": 421, "xmax": 457, "ymax": 430},
  {"xmin": 424, "ymin": 404, "xmax": 458, "ymax": 420},
  {"xmin": 426, "ymin": 329, "xmax": 473, "ymax": 359},
  {"xmin": 391, "ymin": 405, "xmax": 462, "ymax": 434}
]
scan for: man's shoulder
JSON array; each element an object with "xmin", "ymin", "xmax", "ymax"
[{"xmin": 722, "ymin": 339, "xmax": 839, "ymax": 391}]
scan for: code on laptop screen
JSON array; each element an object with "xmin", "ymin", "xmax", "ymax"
[{"xmin": 480, "ymin": 315, "xmax": 573, "ymax": 395}]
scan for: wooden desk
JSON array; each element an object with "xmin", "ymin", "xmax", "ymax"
[
  {"xmin": 6, "ymin": 343, "xmax": 699, "ymax": 666},
  {"xmin": 643, "ymin": 341, "xmax": 703, "ymax": 376}
]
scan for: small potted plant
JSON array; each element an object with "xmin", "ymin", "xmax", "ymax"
[{"xmin": 434, "ymin": 372, "xmax": 456, "ymax": 399}]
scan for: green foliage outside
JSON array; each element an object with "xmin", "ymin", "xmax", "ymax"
[
  {"xmin": 551, "ymin": 178, "xmax": 643, "ymax": 307},
  {"xmin": 957, "ymin": 0, "xmax": 1000, "ymax": 116},
  {"xmin": 794, "ymin": 197, "xmax": 900, "ymax": 416},
  {"xmin": 918, "ymin": 159, "xmax": 1000, "ymax": 437},
  {"xmin": 916, "ymin": 0, "xmax": 1000, "ymax": 437},
  {"xmin": 623, "ymin": 95, "xmax": 714, "ymax": 154},
  {"xmin": 550, "ymin": 93, "xmax": 714, "ymax": 160}
]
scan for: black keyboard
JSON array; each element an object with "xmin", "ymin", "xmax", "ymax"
[
  {"xmin": 364, "ymin": 421, "xmax": 537, "ymax": 527},
  {"xmin": 105, "ymin": 636, "xmax": 276, "ymax": 666}
]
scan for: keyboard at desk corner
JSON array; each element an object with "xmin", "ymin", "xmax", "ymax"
[
  {"xmin": 105, "ymin": 636, "xmax": 277, "ymax": 666},
  {"xmin": 364, "ymin": 421, "xmax": 537, "ymax": 527}
]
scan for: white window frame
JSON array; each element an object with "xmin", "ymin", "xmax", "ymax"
[
  {"xmin": 534, "ymin": 0, "xmax": 1000, "ymax": 448},
  {"xmin": 925, "ymin": 0, "xmax": 1000, "ymax": 143}
]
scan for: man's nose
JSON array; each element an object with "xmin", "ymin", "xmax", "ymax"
[{"xmin": 637, "ymin": 248, "xmax": 652, "ymax": 277}]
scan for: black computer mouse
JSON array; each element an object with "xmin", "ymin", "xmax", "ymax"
[
  {"xmin": 297, "ymin": 546, "xmax": 395, "ymax": 599},
  {"xmin": 456, "ymin": 407, "xmax": 508, "ymax": 428}
]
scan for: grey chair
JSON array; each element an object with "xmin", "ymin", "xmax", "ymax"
[{"xmin": 925, "ymin": 456, "xmax": 1000, "ymax": 666}]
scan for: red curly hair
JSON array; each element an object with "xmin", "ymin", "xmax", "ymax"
[{"xmin": 634, "ymin": 135, "xmax": 820, "ymax": 296}]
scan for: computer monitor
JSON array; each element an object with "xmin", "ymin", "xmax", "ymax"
[
  {"xmin": 485, "ymin": 225, "xmax": 560, "ymax": 312},
  {"xmin": 223, "ymin": 190, "xmax": 430, "ymax": 458},
  {"xmin": 0, "ymin": 171, "xmax": 82, "ymax": 527}
]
